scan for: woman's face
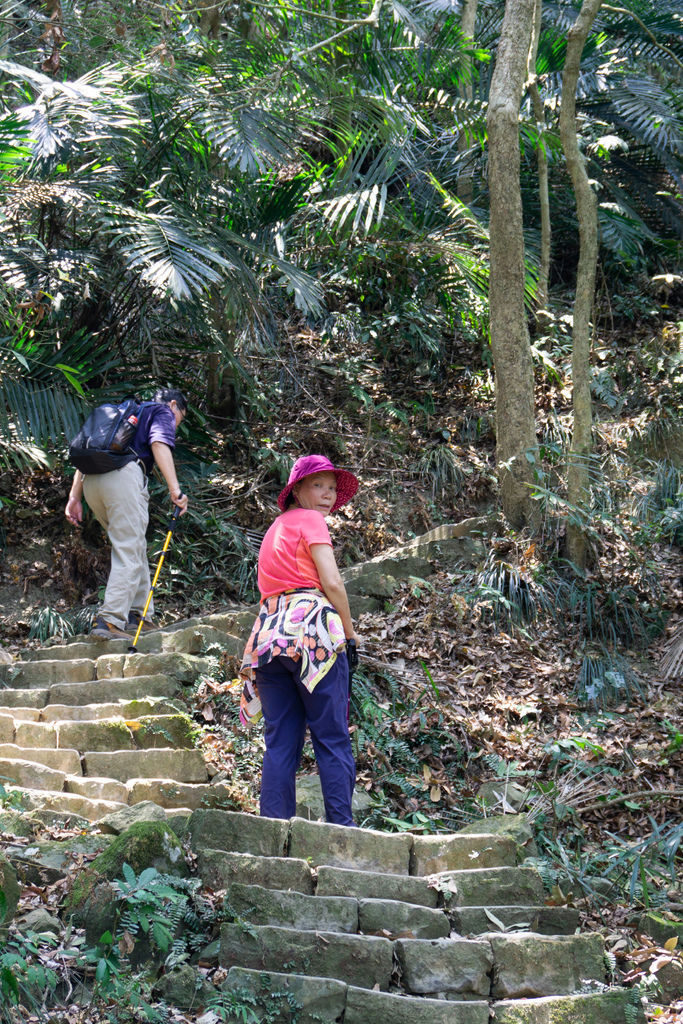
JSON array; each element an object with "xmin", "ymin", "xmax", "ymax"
[{"xmin": 292, "ymin": 471, "xmax": 337, "ymax": 514}]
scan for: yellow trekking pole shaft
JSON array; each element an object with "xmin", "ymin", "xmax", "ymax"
[{"xmin": 128, "ymin": 503, "xmax": 182, "ymax": 652}]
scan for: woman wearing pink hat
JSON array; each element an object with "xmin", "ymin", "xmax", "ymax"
[{"xmin": 239, "ymin": 454, "xmax": 359, "ymax": 825}]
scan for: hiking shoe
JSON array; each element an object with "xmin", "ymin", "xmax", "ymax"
[
  {"xmin": 126, "ymin": 612, "xmax": 160, "ymax": 635},
  {"xmin": 90, "ymin": 616, "xmax": 130, "ymax": 640}
]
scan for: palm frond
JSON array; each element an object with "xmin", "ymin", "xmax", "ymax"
[{"xmin": 100, "ymin": 207, "xmax": 240, "ymax": 301}]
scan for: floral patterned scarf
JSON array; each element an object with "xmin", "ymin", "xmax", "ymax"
[{"xmin": 239, "ymin": 589, "xmax": 345, "ymax": 727}]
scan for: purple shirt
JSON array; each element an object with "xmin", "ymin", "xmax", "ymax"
[{"xmin": 132, "ymin": 403, "xmax": 176, "ymax": 472}]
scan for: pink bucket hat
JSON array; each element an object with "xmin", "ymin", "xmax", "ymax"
[{"xmin": 278, "ymin": 454, "xmax": 359, "ymax": 514}]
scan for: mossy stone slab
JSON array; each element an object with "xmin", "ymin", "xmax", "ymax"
[
  {"xmin": 492, "ymin": 990, "xmax": 645, "ymax": 1023},
  {"xmin": 79, "ymin": 820, "xmax": 187, "ymax": 884},
  {"xmin": 316, "ymin": 865, "xmax": 438, "ymax": 907},
  {"xmin": 489, "ymin": 932, "xmax": 605, "ymax": 999},
  {"xmin": 189, "ymin": 808, "xmax": 288, "ymax": 857},
  {"xmin": 220, "ymin": 923, "xmax": 394, "ymax": 990},
  {"xmin": 437, "ymin": 867, "xmax": 545, "ymax": 907},
  {"xmin": 127, "ymin": 714, "xmax": 196, "ymax": 749},
  {"xmin": 411, "ymin": 832, "xmax": 517, "ymax": 875},
  {"xmin": 288, "ymin": 816, "xmax": 412, "ymax": 874},
  {"xmin": 449, "ymin": 905, "xmax": 580, "ymax": 937},
  {"xmin": 224, "ymin": 967, "xmax": 347, "ymax": 1024},
  {"xmin": 359, "ymin": 898, "xmax": 449, "ymax": 939},
  {"xmin": 197, "ymin": 849, "xmax": 313, "ymax": 895},
  {"xmin": 457, "ymin": 814, "xmax": 538, "ymax": 860},
  {"xmin": 227, "ymin": 881, "xmax": 358, "ymax": 933},
  {"xmin": 345, "ymin": 987, "xmax": 490, "ymax": 1024},
  {"xmin": 395, "ymin": 936, "xmax": 493, "ymax": 996},
  {"xmin": 639, "ymin": 911, "xmax": 683, "ymax": 947}
]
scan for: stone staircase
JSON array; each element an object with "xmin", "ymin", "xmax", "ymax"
[
  {"xmin": 0, "ymin": 611, "xmax": 253, "ymax": 820},
  {"xmin": 190, "ymin": 809, "xmax": 641, "ymax": 1023},
  {"xmin": 0, "ymin": 613, "xmax": 644, "ymax": 1022}
]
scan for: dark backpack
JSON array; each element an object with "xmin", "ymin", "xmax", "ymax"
[{"xmin": 69, "ymin": 398, "xmax": 145, "ymax": 474}]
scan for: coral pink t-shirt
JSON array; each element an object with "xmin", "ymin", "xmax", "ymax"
[{"xmin": 258, "ymin": 508, "xmax": 332, "ymax": 599}]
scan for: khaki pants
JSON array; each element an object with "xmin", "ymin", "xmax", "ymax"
[{"xmin": 83, "ymin": 461, "xmax": 153, "ymax": 629}]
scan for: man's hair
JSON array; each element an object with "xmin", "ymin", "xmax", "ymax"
[{"xmin": 154, "ymin": 387, "xmax": 188, "ymax": 413}]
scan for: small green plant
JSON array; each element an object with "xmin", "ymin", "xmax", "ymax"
[
  {"xmin": 573, "ymin": 649, "xmax": 643, "ymax": 709},
  {"xmin": 0, "ymin": 930, "xmax": 59, "ymax": 1023},
  {"xmin": 417, "ymin": 444, "xmax": 465, "ymax": 499},
  {"xmin": 28, "ymin": 605, "xmax": 94, "ymax": 642}
]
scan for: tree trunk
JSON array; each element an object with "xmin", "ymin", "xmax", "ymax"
[
  {"xmin": 457, "ymin": 0, "xmax": 479, "ymax": 204},
  {"xmin": 487, "ymin": 0, "xmax": 538, "ymax": 529},
  {"xmin": 559, "ymin": 0, "xmax": 602, "ymax": 568},
  {"xmin": 197, "ymin": 0, "xmax": 221, "ymax": 39},
  {"xmin": 527, "ymin": 0, "xmax": 550, "ymax": 309}
]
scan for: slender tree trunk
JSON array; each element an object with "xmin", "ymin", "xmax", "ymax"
[
  {"xmin": 487, "ymin": 0, "xmax": 538, "ymax": 529},
  {"xmin": 457, "ymin": 0, "xmax": 479, "ymax": 204},
  {"xmin": 527, "ymin": 0, "xmax": 550, "ymax": 309},
  {"xmin": 559, "ymin": 0, "xmax": 602, "ymax": 568},
  {"xmin": 197, "ymin": 0, "xmax": 221, "ymax": 38}
]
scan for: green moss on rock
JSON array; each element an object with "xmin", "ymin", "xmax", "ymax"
[
  {"xmin": 88, "ymin": 821, "xmax": 187, "ymax": 880},
  {"xmin": 129, "ymin": 714, "xmax": 197, "ymax": 749}
]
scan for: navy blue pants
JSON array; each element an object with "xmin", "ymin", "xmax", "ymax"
[{"xmin": 255, "ymin": 652, "xmax": 356, "ymax": 826}]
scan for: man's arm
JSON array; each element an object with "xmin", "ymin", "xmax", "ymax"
[
  {"xmin": 65, "ymin": 470, "xmax": 84, "ymax": 525},
  {"xmin": 151, "ymin": 441, "xmax": 189, "ymax": 514}
]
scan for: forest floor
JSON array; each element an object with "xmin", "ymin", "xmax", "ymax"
[{"xmin": 0, "ymin": 307, "xmax": 681, "ymax": 1019}]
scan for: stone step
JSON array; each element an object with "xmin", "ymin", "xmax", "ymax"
[
  {"xmin": 0, "ymin": 658, "xmax": 96, "ymax": 687},
  {"xmin": 0, "ymin": 707, "xmax": 40, "ymax": 722},
  {"xmin": 82, "ymin": 747, "xmax": 207, "ymax": 782},
  {"xmin": 449, "ymin": 905, "xmax": 580, "ymax": 937},
  {"xmin": 189, "ymin": 812, "xmax": 517, "ymax": 876},
  {"xmin": 0, "ymin": 756, "xmax": 67, "ymax": 791},
  {"xmin": 316, "ymin": 864, "xmax": 438, "ymax": 906},
  {"xmin": 316, "ymin": 863, "xmax": 544, "ymax": 907},
  {"xmin": 0, "ymin": 652, "xmax": 213, "ymax": 688},
  {"xmin": 223, "ymin": 969, "xmax": 491, "ymax": 1024},
  {"xmin": 220, "ymin": 922, "xmax": 604, "ymax": 1000},
  {"xmin": 345, "ymin": 986, "xmax": 489, "ymax": 1024},
  {"xmin": 223, "ymin": 970, "xmax": 644, "ymax": 1024},
  {"xmin": 12, "ymin": 714, "xmax": 196, "ymax": 752},
  {"xmin": 0, "ymin": 744, "xmax": 82, "ymax": 775},
  {"xmin": 410, "ymin": 831, "xmax": 517, "ymax": 874},
  {"xmin": 492, "ymin": 990, "xmax": 645, "ymax": 1023},
  {"xmin": 39, "ymin": 698, "xmax": 183, "ymax": 722},
  {"xmin": 198, "ymin": 848, "xmax": 314, "ymax": 894},
  {"xmin": 24, "ymin": 609, "xmax": 251, "ymax": 661},
  {"xmin": 220, "ymin": 923, "xmax": 397, "ymax": 991},
  {"xmin": 5, "ymin": 785, "xmax": 127, "ymax": 820},
  {"xmin": 64, "ymin": 775, "xmax": 129, "ymax": 804},
  {"xmin": 227, "ymin": 881, "xmax": 450, "ymax": 939},
  {"xmin": 0, "ymin": 675, "xmax": 181, "ymax": 709},
  {"xmin": 125, "ymin": 778, "xmax": 236, "ymax": 810},
  {"xmin": 26, "ymin": 635, "xmax": 163, "ymax": 660}
]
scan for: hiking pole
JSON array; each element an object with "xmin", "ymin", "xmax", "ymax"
[
  {"xmin": 346, "ymin": 638, "xmax": 359, "ymax": 720},
  {"xmin": 128, "ymin": 502, "xmax": 183, "ymax": 653}
]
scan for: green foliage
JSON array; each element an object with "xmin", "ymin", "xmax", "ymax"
[
  {"xmin": 0, "ymin": 927, "xmax": 72, "ymax": 1024},
  {"xmin": 573, "ymin": 649, "xmax": 643, "ymax": 709},
  {"xmin": 536, "ymin": 816, "xmax": 682, "ymax": 910},
  {"xmin": 350, "ymin": 664, "xmax": 464, "ymax": 832},
  {"xmin": 28, "ymin": 604, "xmax": 94, "ymax": 642},
  {"xmin": 635, "ymin": 461, "xmax": 683, "ymax": 547},
  {"xmin": 417, "ymin": 444, "xmax": 466, "ymax": 499},
  {"xmin": 207, "ymin": 979, "xmax": 303, "ymax": 1023}
]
